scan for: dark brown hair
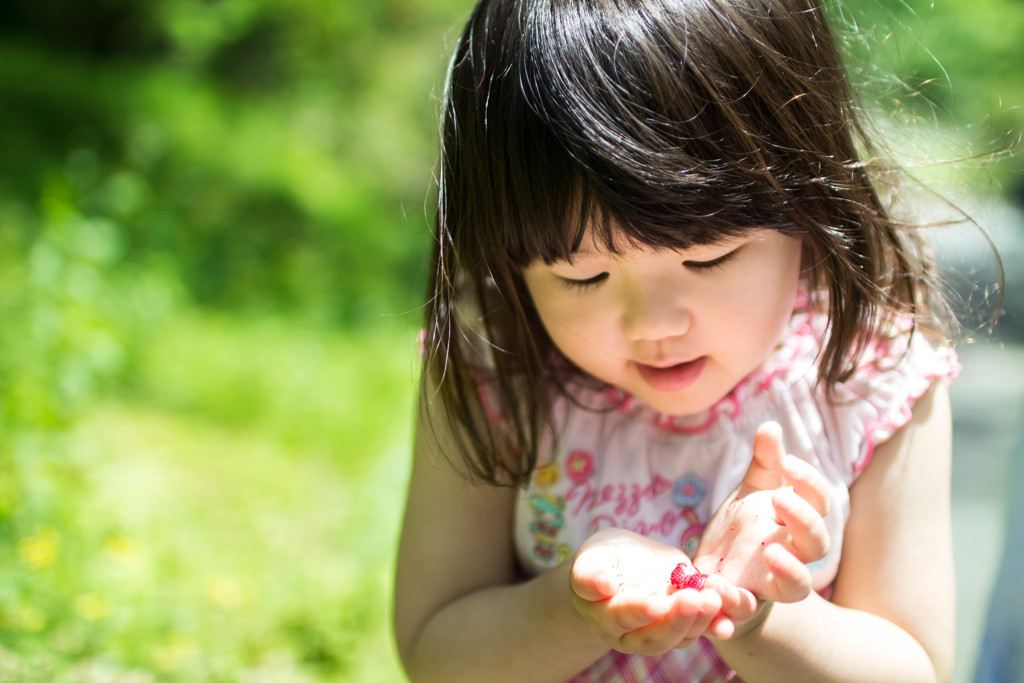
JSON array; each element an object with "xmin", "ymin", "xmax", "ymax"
[{"xmin": 422, "ymin": 0, "xmax": 949, "ymax": 485}]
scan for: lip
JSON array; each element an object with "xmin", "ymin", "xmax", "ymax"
[{"xmin": 635, "ymin": 357, "xmax": 707, "ymax": 392}]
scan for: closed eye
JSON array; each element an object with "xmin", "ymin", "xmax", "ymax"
[
  {"xmin": 683, "ymin": 247, "xmax": 742, "ymax": 272},
  {"xmin": 561, "ymin": 272, "xmax": 609, "ymax": 290}
]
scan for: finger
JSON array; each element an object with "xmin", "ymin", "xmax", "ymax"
[
  {"xmin": 678, "ymin": 590, "xmax": 721, "ymax": 642},
  {"xmin": 607, "ymin": 590, "xmax": 674, "ymax": 633},
  {"xmin": 571, "ymin": 570, "xmax": 620, "ymax": 602},
  {"xmin": 781, "ymin": 454, "xmax": 831, "ymax": 517},
  {"xmin": 772, "ymin": 487, "xmax": 830, "ymax": 562},
  {"xmin": 705, "ymin": 575, "xmax": 758, "ymax": 623},
  {"xmin": 707, "ymin": 613, "xmax": 736, "ymax": 640},
  {"xmin": 573, "ymin": 536, "xmax": 626, "ymax": 602},
  {"xmin": 618, "ymin": 622, "xmax": 682, "ymax": 656},
  {"xmin": 679, "ymin": 606, "xmax": 720, "ymax": 643},
  {"xmin": 571, "ymin": 549, "xmax": 623, "ymax": 602},
  {"xmin": 617, "ymin": 591, "xmax": 710, "ymax": 655},
  {"xmin": 763, "ymin": 542, "xmax": 813, "ymax": 603},
  {"xmin": 742, "ymin": 421, "xmax": 786, "ymax": 492}
]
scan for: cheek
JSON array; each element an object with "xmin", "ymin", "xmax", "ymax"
[
  {"xmin": 540, "ymin": 305, "xmax": 608, "ymax": 346},
  {"xmin": 743, "ymin": 246, "xmax": 801, "ymax": 308},
  {"xmin": 716, "ymin": 278, "xmax": 793, "ymax": 324},
  {"xmin": 715, "ymin": 266, "xmax": 800, "ymax": 346},
  {"xmin": 534, "ymin": 296, "xmax": 576, "ymax": 331},
  {"xmin": 535, "ymin": 299, "xmax": 623, "ymax": 366},
  {"xmin": 532, "ymin": 284, "xmax": 614, "ymax": 333}
]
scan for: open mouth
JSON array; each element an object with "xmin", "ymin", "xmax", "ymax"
[{"xmin": 635, "ymin": 357, "xmax": 707, "ymax": 392}]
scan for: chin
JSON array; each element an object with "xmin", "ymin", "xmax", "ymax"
[
  {"xmin": 628, "ymin": 371, "xmax": 720, "ymax": 416},
  {"xmin": 641, "ymin": 391, "xmax": 722, "ymax": 418}
]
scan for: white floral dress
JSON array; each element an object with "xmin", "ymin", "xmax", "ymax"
[{"xmin": 507, "ymin": 308, "xmax": 959, "ymax": 682}]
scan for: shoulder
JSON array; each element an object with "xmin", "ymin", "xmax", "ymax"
[{"xmin": 817, "ymin": 319, "xmax": 960, "ymax": 480}]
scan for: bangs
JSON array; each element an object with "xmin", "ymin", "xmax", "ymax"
[
  {"xmin": 440, "ymin": 0, "xmax": 848, "ymax": 271},
  {"xmin": 525, "ymin": 181, "xmax": 761, "ymax": 267}
]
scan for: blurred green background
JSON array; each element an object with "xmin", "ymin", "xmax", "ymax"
[{"xmin": 0, "ymin": 0, "xmax": 1019, "ymax": 681}]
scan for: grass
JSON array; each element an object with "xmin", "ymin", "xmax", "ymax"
[{"xmin": 0, "ymin": 309, "xmax": 420, "ymax": 681}]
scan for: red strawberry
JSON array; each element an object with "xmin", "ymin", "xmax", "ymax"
[
  {"xmin": 683, "ymin": 570, "xmax": 706, "ymax": 590},
  {"xmin": 670, "ymin": 563, "xmax": 687, "ymax": 588},
  {"xmin": 669, "ymin": 563, "xmax": 707, "ymax": 590}
]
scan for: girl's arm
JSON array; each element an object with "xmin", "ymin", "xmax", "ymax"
[
  {"xmin": 392, "ymin": 392, "xmax": 611, "ymax": 682},
  {"xmin": 711, "ymin": 382, "xmax": 955, "ymax": 682}
]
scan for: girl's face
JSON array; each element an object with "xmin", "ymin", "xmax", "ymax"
[{"xmin": 522, "ymin": 229, "xmax": 803, "ymax": 417}]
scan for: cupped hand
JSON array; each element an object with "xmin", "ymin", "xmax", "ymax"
[
  {"xmin": 695, "ymin": 421, "xmax": 831, "ymax": 605},
  {"xmin": 569, "ymin": 528, "xmax": 757, "ymax": 654}
]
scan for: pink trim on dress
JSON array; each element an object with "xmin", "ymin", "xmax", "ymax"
[
  {"xmin": 655, "ymin": 394, "xmax": 741, "ymax": 435},
  {"xmin": 853, "ymin": 345, "xmax": 961, "ymax": 473}
]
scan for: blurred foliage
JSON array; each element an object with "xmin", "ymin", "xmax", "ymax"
[
  {"xmin": 0, "ymin": 0, "xmax": 1020, "ymax": 679},
  {"xmin": 0, "ymin": 313, "xmax": 418, "ymax": 680},
  {"xmin": 832, "ymin": 0, "xmax": 1024, "ymax": 190},
  {"xmin": 0, "ymin": 0, "xmax": 470, "ymax": 323}
]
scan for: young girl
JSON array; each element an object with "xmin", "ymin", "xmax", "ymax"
[{"xmin": 395, "ymin": 0, "xmax": 961, "ymax": 680}]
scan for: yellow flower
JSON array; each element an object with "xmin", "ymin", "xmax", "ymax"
[
  {"xmin": 18, "ymin": 527, "xmax": 60, "ymax": 569},
  {"xmin": 205, "ymin": 575, "xmax": 246, "ymax": 610},
  {"xmin": 104, "ymin": 534, "xmax": 139, "ymax": 565},
  {"xmin": 74, "ymin": 594, "xmax": 108, "ymax": 621}
]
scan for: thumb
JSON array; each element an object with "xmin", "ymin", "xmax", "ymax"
[
  {"xmin": 740, "ymin": 421, "xmax": 786, "ymax": 493},
  {"xmin": 570, "ymin": 542, "xmax": 622, "ymax": 602}
]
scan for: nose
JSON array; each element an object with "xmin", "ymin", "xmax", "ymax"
[{"xmin": 620, "ymin": 278, "xmax": 691, "ymax": 343}]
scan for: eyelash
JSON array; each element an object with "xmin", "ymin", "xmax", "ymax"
[
  {"xmin": 684, "ymin": 247, "xmax": 741, "ymax": 271},
  {"xmin": 560, "ymin": 247, "xmax": 742, "ymax": 290},
  {"xmin": 562, "ymin": 273, "xmax": 609, "ymax": 290}
]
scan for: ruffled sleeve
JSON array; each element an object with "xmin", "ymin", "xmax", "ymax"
[{"xmin": 819, "ymin": 327, "xmax": 960, "ymax": 482}]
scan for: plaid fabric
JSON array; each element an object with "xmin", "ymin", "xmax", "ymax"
[{"xmin": 568, "ymin": 638, "xmax": 741, "ymax": 682}]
